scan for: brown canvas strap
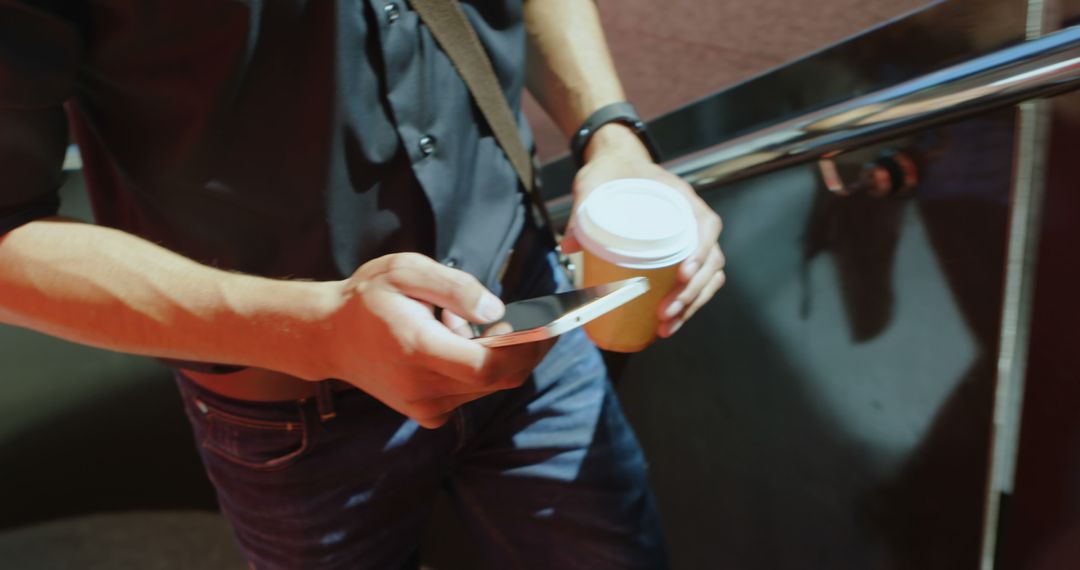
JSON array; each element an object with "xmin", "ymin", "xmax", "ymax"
[{"xmin": 409, "ymin": 0, "xmax": 554, "ymax": 232}]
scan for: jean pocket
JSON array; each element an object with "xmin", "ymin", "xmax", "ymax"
[{"xmin": 191, "ymin": 397, "xmax": 310, "ymax": 472}]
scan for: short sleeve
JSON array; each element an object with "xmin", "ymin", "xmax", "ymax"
[{"xmin": 0, "ymin": 1, "xmax": 83, "ymax": 235}]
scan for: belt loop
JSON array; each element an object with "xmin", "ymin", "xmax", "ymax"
[{"xmin": 315, "ymin": 380, "xmax": 337, "ymax": 421}]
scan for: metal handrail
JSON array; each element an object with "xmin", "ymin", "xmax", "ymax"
[{"xmin": 666, "ymin": 25, "xmax": 1080, "ymax": 191}]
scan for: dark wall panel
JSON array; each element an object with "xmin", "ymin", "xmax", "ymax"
[{"xmin": 616, "ymin": 112, "xmax": 1015, "ymax": 569}]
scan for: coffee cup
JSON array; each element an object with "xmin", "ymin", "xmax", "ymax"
[{"xmin": 573, "ymin": 178, "xmax": 698, "ymax": 352}]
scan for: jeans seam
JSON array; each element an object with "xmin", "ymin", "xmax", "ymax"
[
  {"xmin": 195, "ymin": 398, "xmax": 303, "ymax": 431},
  {"xmin": 196, "ymin": 398, "xmax": 312, "ymax": 472}
]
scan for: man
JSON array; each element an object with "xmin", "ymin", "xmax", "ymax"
[{"xmin": 0, "ymin": 0, "xmax": 724, "ymax": 567}]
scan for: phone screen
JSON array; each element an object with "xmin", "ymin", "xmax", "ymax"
[{"xmin": 470, "ymin": 278, "xmax": 648, "ymax": 344}]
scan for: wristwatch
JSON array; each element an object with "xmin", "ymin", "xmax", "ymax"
[{"xmin": 569, "ymin": 101, "xmax": 662, "ymax": 168}]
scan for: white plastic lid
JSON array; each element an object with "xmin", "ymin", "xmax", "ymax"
[{"xmin": 574, "ymin": 178, "xmax": 698, "ymax": 269}]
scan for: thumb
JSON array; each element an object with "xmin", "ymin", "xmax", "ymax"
[{"xmin": 379, "ymin": 253, "xmax": 505, "ymax": 324}]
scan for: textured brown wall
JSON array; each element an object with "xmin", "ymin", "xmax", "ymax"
[{"xmin": 526, "ymin": 0, "xmax": 933, "ymax": 161}]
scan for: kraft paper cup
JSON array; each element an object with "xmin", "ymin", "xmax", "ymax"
[{"xmin": 574, "ymin": 179, "xmax": 698, "ymax": 352}]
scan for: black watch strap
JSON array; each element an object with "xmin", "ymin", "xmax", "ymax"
[{"xmin": 570, "ymin": 101, "xmax": 662, "ymax": 168}]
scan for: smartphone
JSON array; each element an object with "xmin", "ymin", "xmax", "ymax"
[{"xmin": 471, "ymin": 277, "xmax": 650, "ymax": 347}]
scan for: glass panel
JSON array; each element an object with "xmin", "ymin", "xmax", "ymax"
[
  {"xmin": 537, "ymin": 1, "xmax": 1037, "ymax": 566},
  {"xmin": 615, "ymin": 112, "xmax": 1016, "ymax": 569},
  {"xmin": 994, "ymin": 0, "xmax": 1080, "ymax": 555}
]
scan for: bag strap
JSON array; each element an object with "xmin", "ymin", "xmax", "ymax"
[{"xmin": 409, "ymin": 0, "xmax": 555, "ymax": 233}]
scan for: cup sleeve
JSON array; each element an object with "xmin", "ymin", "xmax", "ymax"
[{"xmin": 0, "ymin": 2, "xmax": 84, "ymax": 236}]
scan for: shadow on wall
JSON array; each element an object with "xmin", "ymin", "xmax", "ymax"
[
  {"xmin": 0, "ymin": 353, "xmax": 218, "ymax": 530},
  {"xmin": 614, "ymin": 111, "xmax": 1012, "ymax": 569}
]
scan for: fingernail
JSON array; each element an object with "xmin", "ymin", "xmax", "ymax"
[
  {"xmin": 664, "ymin": 300, "xmax": 684, "ymax": 319},
  {"xmin": 682, "ymin": 261, "xmax": 700, "ymax": 277},
  {"xmin": 668, "ymin": 321, "xmax": 683, "ymax": 336},
  {"xmin": 476, "ymin": 294, "xmax": 505, "ymax": 322}
]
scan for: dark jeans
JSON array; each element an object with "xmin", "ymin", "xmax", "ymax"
[{"xmin": 174, "ymin": 244, "xmax": 668, "ymax": 569}]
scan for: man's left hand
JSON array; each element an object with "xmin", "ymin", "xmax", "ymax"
[{"xmin": 560, "ymin": 124, "xmax": 726, "ymax": 339}]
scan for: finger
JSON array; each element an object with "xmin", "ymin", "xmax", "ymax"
[
  {"xmin": 683, "ymin": 270, "xmax": 726, "ymax": 322},
  {"xmin": 410, "ymin": 319, "xmax": 491, "ymax": 381},
  {"xmin": 560, "ymin": 221, "xmax": 582, "ymax": 254},
  {"xmin": 480, "ymin": 321, "xmax": 514, "ymax": 337},
  {"xmin": 679, "ymin": 246, "xmax": 724, "ymax": 305},
  {"xmin": 661, "ymin": 246, "xmax": 723, "ymax": 319},
  {"xmin": 379, "ymin": 253, "xmax": 505, "ymax": 324},
  {"xmin": 441, "ymin": 310, "xmax": 474, "ymax": 338},
  {"xmin": 658, "ymin": 270, "xmax": 726, "ymax": 338},
  {"xmin": 680, "ymin": 213, "xmax": 723, "ymax": 282},
  {"xmin": 413, "ymin": 320, "xmax": 551, "ymax": 389}
]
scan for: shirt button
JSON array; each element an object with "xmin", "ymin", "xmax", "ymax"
[
  {"xmin": 384, "ymin": 3, "xmax": 401, "ymax": 23},
  {"xmin": 419, "ymin": 135, "xmax": 437, "ymax": 157},
  {"xmin": 443, "ymin": 257, "xmax": 458, "ymax": 269}
]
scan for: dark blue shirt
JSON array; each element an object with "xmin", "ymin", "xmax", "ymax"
[{"xmin": 0, "ymin": 0, "xmax": 532, "ymax": 286}]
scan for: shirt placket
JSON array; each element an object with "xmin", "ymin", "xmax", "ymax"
[{"xmin": 369, "ymin": 0, "xmax": 461, "ymax": 270}]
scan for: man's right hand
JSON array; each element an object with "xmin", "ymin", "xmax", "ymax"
[
  {"xmin": 300, "ymin": 253, "xmax": 553, "ymax": 429},
  {"xmin": 0, "ymin": 221, "xmax": 548, "ymax": 429}
]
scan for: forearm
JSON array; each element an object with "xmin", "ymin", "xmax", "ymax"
[
  {"xmin": 0, "ymin": 218, "xmax": 337, "ymax": 378},
  {"xmin": 524, "ymin": 0, "xmax": 649, "ymax": 161}
]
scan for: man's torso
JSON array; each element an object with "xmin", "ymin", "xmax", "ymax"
[{"xmin": 60, "ymin": 0, "xmax": 531, "ymax": 284}]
